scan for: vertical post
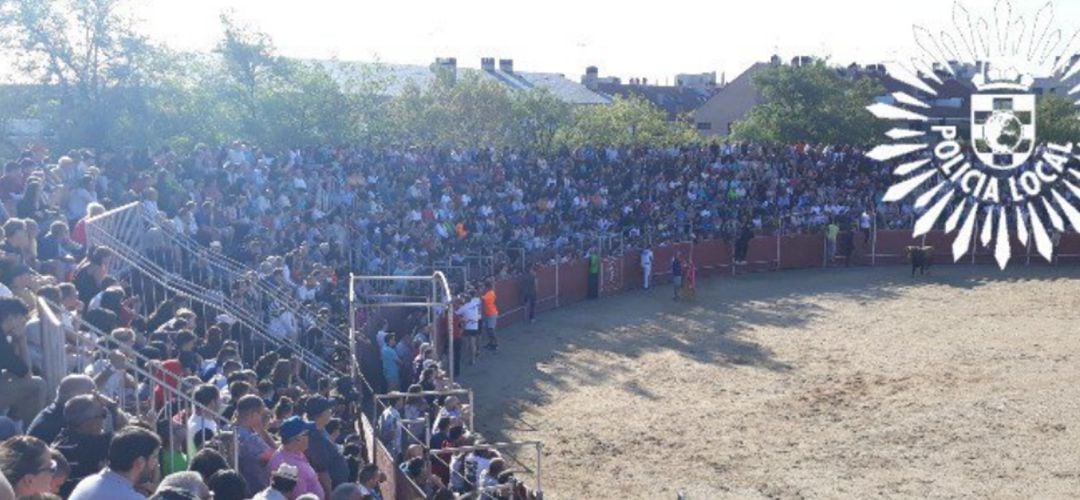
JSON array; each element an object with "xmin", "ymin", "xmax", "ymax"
[
  {"xmin": 598, "ymin": 237, "xmax": 604, "ymax": 298},
  {"xmin": 468, "ymin": 390, "xmax": 475, "ymax": 430},
  {"xmin": 1027, "ymin": 235, "xmax": 1033, "ymax": 266},
  {"xmin": 348, "ymin": 275, "xmax": 358, "ymax": 380},
  {"xmin": 776, "ymin": 216, "xmax": 782, "ymax": 269},
  {"xmin": 822, "ymin": 232, "xmax": 828, "ymax": 268},
  {"xmin": 871, "ymin": 216, "xmax": 877, "ymax": 267},
  {"xmin": 445, "ymin": 274, "xmax": 455, "ymax": 386},
  {"xmin": 554, "ymin": 258, "xmax": 560, "ymax": 308},
  {"xmin": 971, "ymin": 218, "xmax": 978, "ymax": 265},
  {"xmin": 536, "ymin": 442, "xmax": 543, "ymax": 496}
]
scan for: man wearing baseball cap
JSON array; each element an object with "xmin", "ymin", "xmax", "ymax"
[
  {"xmin": 267, "ymin": 416, "xmax": 323, "ymax": 499},
  {"xmin": 303, "ymin": 396, "xmax": 348, "ymax": 493}
]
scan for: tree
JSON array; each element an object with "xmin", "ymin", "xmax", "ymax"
[
  {"xmin": 509, "ymin": 88, "xmax": 571, "ymax": 152},
  {"xmin": 730, "ymin": 60, "xmax": 886, "ymax": 145},
  {"xmin": 0, "ymin": 0, "xmax": 159, "ymax": 147},
  {"xmin": 556, "ymin": 95, "xmax": 699, "ymax": 148},
  {"xmin": 1036, "ymin": 93, "xmax": 1080, "ymax": 146},
  {"xmin": 386, "ymin": 72, "xmax": 515, "ymax": 148},
  {"xmin": 215, "ymin": 12, "xmax": 285, "ymax": 142}
]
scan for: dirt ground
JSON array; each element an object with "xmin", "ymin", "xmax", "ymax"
[{"xmin": 458, "ymin": 265, "xmax": 1080, "ymax": 499}]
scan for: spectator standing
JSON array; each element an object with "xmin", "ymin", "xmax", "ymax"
[
  {"xmin": 455, "ymin": 294, "xmax": 481, "ymax": 366},
  {"xmin": 826, "ymin": 219, "xmax": 840, "ymax": 264},
  {"xmin": 860, "ymin": 210, "xmax": 872, "ymax": 245},
  {"xmin": 519, "ymin": 266, "xmax": 536, "ymax": 324},
  {"xmin": 186, "ymin": 384, "xmax": 221, "ymax": 456},
  {"xmin": 480, "ymin": 283, "xmax": 498, "ymax": 352},
  {"xmin": 303, "ymin": 396, "xmax": 349, "ymax": 493},
  {"xmin": 268, "ymin": 416, "xmax": 323, "ymax": 500},
  {"xmin": 235, "ymin": 395, "xmax": 273, "ymax": 497},
  {"xmin": 586, "ymin": 248, "xmax": 600, "ymax": 299},
  {"xmin": 640, "ymin": 247, "xmax": 653, "ymax": 290},
  {"xmin": 671, "ymin": 254, "xmax": 683, "ymax": 301},
  {"xmin": 381, "ymin": 333, "xmax": 401, "ymax": 393},
  {"xmin": 735, "ymin": 222, "xmax": 754, "ymax": 265}
]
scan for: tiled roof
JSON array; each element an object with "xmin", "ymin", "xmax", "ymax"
[
  {"xmin": 316, "ymin": 60, "xmax": 611, "ymax": 105},
  {"xmin": 592, "ymin": 82, "xmax": 715, "ymax": 119}
]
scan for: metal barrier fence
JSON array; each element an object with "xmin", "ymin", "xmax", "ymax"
[
  {"xmin": 34, "ymin": 297, "xmax": 239, "ymax": 467},
  {"xmin": 85, "ymin": 203, "xmax": 343, "ymax": 379}
]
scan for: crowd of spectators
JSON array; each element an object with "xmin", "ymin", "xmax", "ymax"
[{"xmin": 0, "ymin": 139, "xmax": 919, "ymax": 500}]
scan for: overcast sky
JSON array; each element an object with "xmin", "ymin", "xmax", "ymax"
[{"xmin": 132, "ymin": 0, "xmax": 1080, "ymax": 83}]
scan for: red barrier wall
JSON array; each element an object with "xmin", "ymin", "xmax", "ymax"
[
  {"xmin": 779, "ymin": 234, "xmax": 824, "ymax": 270},
  {"xmin": 692, "ymin": 240, "xmax": 731, "ymax": 278},
  {"xmin": 739, "ymin": 236, "xmax": 778, "ymax": 273},
  {"xmin": 1058, "ymin": 233, "xmax": 1080, "ymax": 263}
]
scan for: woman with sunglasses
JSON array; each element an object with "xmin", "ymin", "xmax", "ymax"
[{"xmin": 0, "ymin": 435, "xmax": 56, "ymax": 498}]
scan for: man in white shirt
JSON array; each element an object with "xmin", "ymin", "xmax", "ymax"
[
  {"xmin": 186, "ymin": 384, "xmax": 221, "ymax": 455},
  {"xmin": 455, "ymin": 295, "xmax": 482, "ymax": 365},
  {"xmin": 640, "ymin": 248, "xmax": 653, "ymax": 289},
  {"xmin": 860, "ymin": 210, "xmax": 872, "ymax": 244}
]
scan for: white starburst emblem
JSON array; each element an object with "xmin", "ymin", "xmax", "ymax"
[{"xmin": 867, "ymin": 0, "xmax": 1080, "ymax": 269}]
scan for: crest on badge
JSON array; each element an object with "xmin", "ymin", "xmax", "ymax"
[{"xmin": 971, "ymin": 65, "xmax": 1036, "ymax": 171}]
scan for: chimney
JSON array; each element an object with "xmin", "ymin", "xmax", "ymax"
[
  {"xmin": 498, "ymin": 58, "xmax": 514, "ymax": 73},
  {"xmin": 481, "ymin": 57, "xmax": 496, "ymax": 71},
  {"xmin": 433, "ymin": 57, "xmax": 457, "ymax": 84},
  {"xmin": 582, "ymin": 65, "xmax": 599, "ymax": 89}
]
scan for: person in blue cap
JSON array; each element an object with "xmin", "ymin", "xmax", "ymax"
[{"xmin": 268, "ymin": 416, "xmax": 323, "ymax": 499}]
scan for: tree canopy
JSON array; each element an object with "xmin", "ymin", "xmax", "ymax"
[
  {"xmin": 731, "ymin": 60, "xmax": 886, "ymax": 146},
  {"xmin": 0, "ymin": 1, "xmax": 700, "ymax": 153}
]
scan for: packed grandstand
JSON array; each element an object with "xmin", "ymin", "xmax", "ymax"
[{"xmin": 0, "ymin": 141, "xmax": 1076, "ymax": 500}]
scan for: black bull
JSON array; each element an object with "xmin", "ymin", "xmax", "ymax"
[{"xmin": 906, "ymin": 246, "xmax": 933, "ymax": 276}]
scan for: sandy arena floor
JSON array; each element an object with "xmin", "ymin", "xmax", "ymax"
[{"xmin": 458, "ymin": 265, "xmax": 1080, "ymax": 499}]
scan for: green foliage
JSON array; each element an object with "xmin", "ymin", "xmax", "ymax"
[
  {"xmin": 556, "ymin": 95, "xmax": 700, "ymax": 148},
  {"xmin": 1036, "ymin": 93, "xmax": 1080, "ymax": 146},
  {"xmin": 0, "ymin": 0, "xmax": 159, "ymax": 148},
  {"xmin": 731, "ymin": 60, "xmax": 886, "ymax": 145},
  {"xmin": 0, "ymin": 2, "xmax": 700, "ymax": 151}
]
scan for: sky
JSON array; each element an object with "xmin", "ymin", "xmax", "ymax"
[{"xmin": 130, "ymin": 0, "xmax": 1080, "ymax": 83}]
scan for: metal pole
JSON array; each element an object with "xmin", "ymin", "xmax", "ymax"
[
  {"xmin": 776, "ymin": 216, "xmax": 782, "ymax": 268},
  {"xmin": 554, "ymin": 258, "xmax": 560, "ymax": 308},
  {"xmin": 971, "ymin": 218, "xmax": 978, "ymax": 265},
  {"xmin": 536, "ymin": 442, "xmax": 543, "ymax": 495},
  {"xmin": 823, "ymin": 232, "xmax": 828, "ymax": 268},
  {"xmin": 468, "ymin": 390, "xmax": 475, "ymax": 430},
  {"xmin": 1027, "ymin": 235, "xmax": 1033, "ymax": 266},
  {"xmin": 446, "ymin": 275, "xmax": 455, "ymax": 386},
  {"xmin": 871, "ymin": 216, "xmax": 877, "ymax": 267}
]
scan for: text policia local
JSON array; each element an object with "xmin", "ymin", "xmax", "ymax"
[{"xmin": 931, "ymin": 125, "xmax": 1073, "ymax": 204}]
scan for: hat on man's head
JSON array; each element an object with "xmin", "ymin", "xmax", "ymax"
[
  {"xmin": 304, "ymin": 396, "xmax": 336, "ymax": 417},
  {"xmin": 272, "ymin": 463, "xmax": 300, "ymax": 482},
  {"xmin": 278, "ymin": 416, "xmax": 312, "ymax": 442}
]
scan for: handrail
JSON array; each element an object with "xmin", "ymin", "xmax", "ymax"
[
  {"xmin": 38, "ymin": 297, "xmax": 239, "ymax": 467},
  {"xmin": 86, "ymin": 223, "xmax": 340, "ymax": 379},
  {"xmin": 148, "ymin": 218, "xmax": 350, "ymax": 345}
]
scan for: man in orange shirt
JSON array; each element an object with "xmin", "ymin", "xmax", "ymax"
[{"xmin": 481, "ymin": 281, "xmax": 499, "ymax": 352}]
